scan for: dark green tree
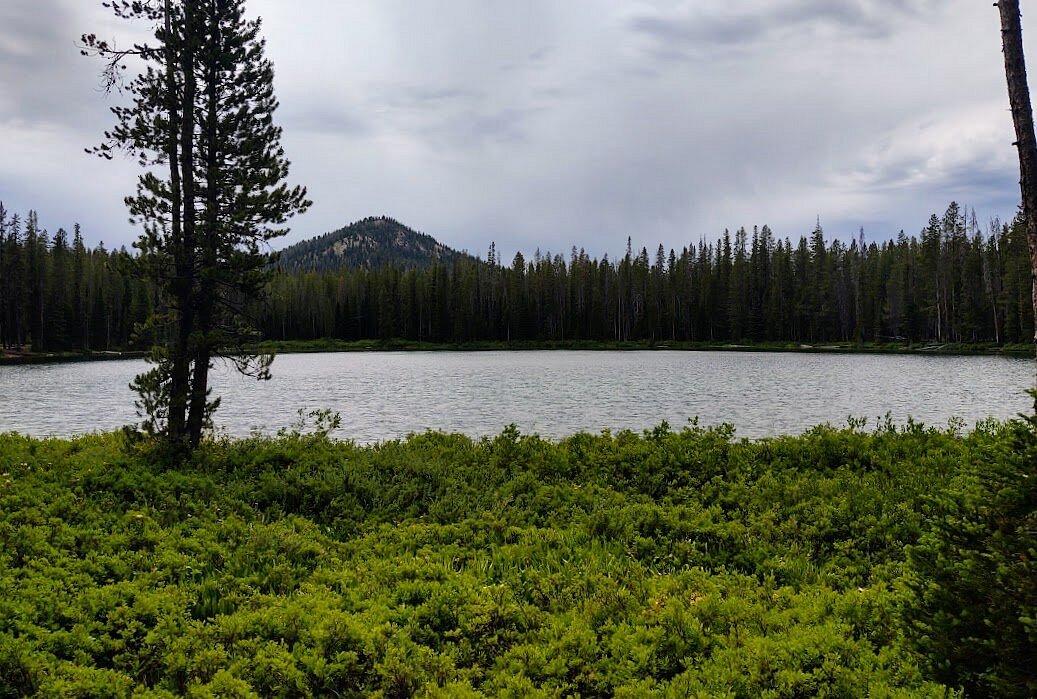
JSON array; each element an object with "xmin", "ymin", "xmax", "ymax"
[
  {"xmin": 84, "ymin": 0, "xmax": 199, "ymax": 447},
  {"xmin": 184, "ymin": 0, "xmax": 310, "ymax": 446},
  {"xmin": 48, "ymin": 229, "xmax": 72, "ymax": 350},
  {"xmin": 86, "ymin": 0, "xmax": 307, "ymax": 452},
  {"xmin": 905, "ymin": 408, "xmax": 1037, "ymax": 696},
  {"xmin": 24, "ymin": 212, "xmax": 46, "ymax": 352}
]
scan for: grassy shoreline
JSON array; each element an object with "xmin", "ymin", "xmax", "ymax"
[
  {"xmin": 0, "ymin": 350, "xmax": 149, "ymax": 366},
  {"xmin": 5, "ymin": 339, "xmax": 1031, "ymax": 366},
  {"xmin": 255, "ymin": 338, "xmax": 1037, "ymax": 357}
]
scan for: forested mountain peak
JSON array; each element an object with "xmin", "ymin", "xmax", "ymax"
[{"xmin": 275, "ymin": 216, "xmax": 463, "ymax": 272}]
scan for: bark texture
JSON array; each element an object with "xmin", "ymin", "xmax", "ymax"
[
  {"xmin": 995, "ymin": 0, "xmax": 1037, "ymax": 408},
  {"xmin": 998, "ymin": 0, "xmax": 1037, "ymax": 350}
]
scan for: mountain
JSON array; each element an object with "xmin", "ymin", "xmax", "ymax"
[{"xmin": 275, "ymin": 216, "xmax": 464, "ymax": 272}]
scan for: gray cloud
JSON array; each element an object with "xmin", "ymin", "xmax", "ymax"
[
  {"xmin": 282, "ymin": 104, "xmax": 373, "ymax": 136},
  {"xmin": 0, "ymin": 0, "xmax": 1027, "ymax": 259},
  {"xmin": 0, "ymin": 0, "xmax": 68, "ymax": 62},
  {"xmin": 628, "ymin": 0, "xmax": 943, "ymax": 54},
  {"xmin": 1, "ymin": 0, "xmax": 82, "ymax": 125}
]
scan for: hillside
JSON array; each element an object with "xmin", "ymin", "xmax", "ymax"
[{"xmin": 276, "ymin": 216, "xmax": 464, "ymax": 272}]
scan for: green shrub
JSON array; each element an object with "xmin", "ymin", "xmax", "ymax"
[
  {"xmin": 904, "ymin": 408, "xmax": 1037, "ymax": 697},
  {"xmin": 0, "ymin": 419, "xmax": 1016, "ymax": 696}
]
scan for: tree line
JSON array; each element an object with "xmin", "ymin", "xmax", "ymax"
[
  {"xmin": 263, "ymin": 202, "xmax": 1035, "ymax": 346},
  {"xmin": 0, "ymin": 205, "xmax": 151, "ymax": 352},
  {"xmin": 3, "ymin": 201, "xmax": 1033, "ymax": 353}
]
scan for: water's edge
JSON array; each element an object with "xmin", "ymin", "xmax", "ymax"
[{"xmin": 3, "ymin": 339, "xmax": 1033, "ymax": 366}]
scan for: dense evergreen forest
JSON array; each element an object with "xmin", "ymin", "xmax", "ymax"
[
  {"xmin": 2, "ymin": 201, "xmax": 1034, "ymax": 353},
  {"xmin": 0, "ymin": 205, "xmax": 151, "ymax": 352},
  {"xmin": 265, "ymin": 202, "xmax": 1035, "ymax": 346}
]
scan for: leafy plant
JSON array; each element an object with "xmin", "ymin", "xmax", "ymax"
[
  {"xmin": 904, "ymin": 398, "xmax": 1036, "ymax": 697},
  {"xmin": 0, "ymin": 418, "xmax": 1023, "ymax": 696}
]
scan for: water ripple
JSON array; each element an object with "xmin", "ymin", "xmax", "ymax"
[{"xmin": 0, "ymin": 351, "xmax": 1032, "ymax": 442}]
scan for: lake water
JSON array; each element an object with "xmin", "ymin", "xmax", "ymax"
[{"xmin": 1, "ymin": 351, "xmax": 1033, "ymax": 442}]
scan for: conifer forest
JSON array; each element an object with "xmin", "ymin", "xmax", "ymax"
[{"xmin": 2, "ymin": 202, "xmax": 1034, "ymax": 352}]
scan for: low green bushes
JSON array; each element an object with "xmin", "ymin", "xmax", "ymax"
[
  {"xmin": 0, "ymin": 416, "xmax": 1030, "ymax": 696},
  {"xmin": 904, "ymin": 411, "xmax": 1037, "ymax": 697}
]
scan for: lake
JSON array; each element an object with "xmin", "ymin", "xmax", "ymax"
[{"xmin": 1, "ymin": 350, "xmax": 1033, "ymax": 442}]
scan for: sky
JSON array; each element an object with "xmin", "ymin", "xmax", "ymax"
[{"xmin": 0, "ymin": 0, "xmax": 1030, "ymax": 258}]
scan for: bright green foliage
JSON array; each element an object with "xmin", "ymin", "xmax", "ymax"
[
  {"xmin": 0, "ymin": 419, "xmax": 1022, "ymax": 696},
  {"xmin": 904, "ymin": 406, "xmax": 1037, "ymax": 697}
]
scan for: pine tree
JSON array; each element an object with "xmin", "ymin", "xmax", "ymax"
[
  {"xmin": 84, "ymin": 0, "xmax": 198, "ymax": 447},
  {"xmin": 185, "ymin": 0, "xmax": 310, "ymax": 445},
  {"xmin": 24, "ymin": 212, "xmax": 46, "ymax": 351},
  {"xmin": 48, "ymin": 228, "xmax": 72, "ymax": 350},
  {"xmin": 998, "ymin": 0, "xmax": 1037, "ymax": 353},
  {"xmin": 809, "ymin": 221, "xmax": 829, "ymax": 341},
  {"xmin": 72, "ymin": 225, "xmax": 89, "ymax": 349},
  {"xmin": 2, "ymin": 214, "xmax": 25, "ymax": 348},
  {"xmin": 0, "ymin": 203, "xmax": 7, "ymax": 348},
  {"xmin": 86, "ymin": 0, "xmax": 307, "ymax": 452}
]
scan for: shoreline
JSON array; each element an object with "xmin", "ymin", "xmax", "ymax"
[
  {"xmin": 3, "ymin": 339, "xmax": 1033, "ymax": 366},
  {"xmin": 0, "ymin": 350, "xmax": 149, "ymax": 366},
  {"xmin": 256, "ymin": 338, "xmax": 1037, "ymax": 357}
]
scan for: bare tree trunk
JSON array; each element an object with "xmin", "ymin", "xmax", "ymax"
[{"xmin": 998, "ymin": 1, "xmax": 1037, "ymax": 345}]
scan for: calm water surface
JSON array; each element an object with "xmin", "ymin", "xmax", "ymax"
[{"xmin": 1, "ymin": 351, "xmax": 1032, "ymax": 441}]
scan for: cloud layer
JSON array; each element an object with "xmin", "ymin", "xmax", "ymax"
[{"xmin": 0, "ymin": 0, "xmax": 1027, "ymax": 256}]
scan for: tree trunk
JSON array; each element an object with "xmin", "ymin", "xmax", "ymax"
[
  {"xmin": 998, "ymin": 0, "xmax": 1037, "ymax": 364},
  {"xmin": 163, "ymin": 0, "xmax": 190, "ymax": 446},
  {"xmin": 187, "ymin": 0, "xmax": 220, "ymax": 449}
]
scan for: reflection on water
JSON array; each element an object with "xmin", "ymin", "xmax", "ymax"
[{"xmin": 1, "ymin": 350, "xmax": 1032, "ymax": 442}]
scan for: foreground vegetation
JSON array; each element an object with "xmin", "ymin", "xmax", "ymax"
[{"xmin": 1, "ymin": 416, "xmax": 1034, "ymax": 697}]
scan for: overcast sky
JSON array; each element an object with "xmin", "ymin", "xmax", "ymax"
[{"xmin": 0, "ymin": 1, "xmax": 1030, "ymax": 257}]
